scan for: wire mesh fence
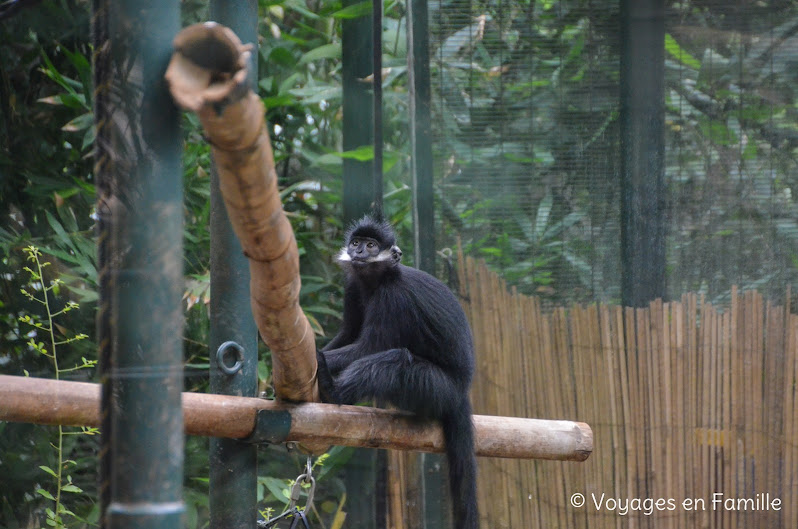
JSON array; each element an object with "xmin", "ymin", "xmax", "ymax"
[{"xmin": 429, "ymin": 0, "xmax": 798, "ymax": 307}]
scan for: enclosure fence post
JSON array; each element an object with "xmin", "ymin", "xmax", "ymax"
[
  {"xmin": 92, "ymin": 1, "xmax": 185, "ymax": 528},
  {"xmin": 620, "ymin": 0, "xmax": 666, "ymax": 307},
  {"xmin": 406, "ymin": 0, "xmax": 446, "ymax": 525},
  {"xmin": 206, "ymin": 2, "xmax": 260, "ymax": 529},
  {"xmin": 407, "ymin": 0, "xmax": 435, "ymax": 275},
  {"xmin": 342, "ymin": 0, "xmax": 376, "ymax": 224},
  {"xmin": 341, "ymin": 2, "xmax": 380, "ymax": 526}
]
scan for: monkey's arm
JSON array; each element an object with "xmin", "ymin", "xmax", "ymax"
[
  {"xmin": 320, "ymin": 342, "xmax": 373, "ymax": 373},
  {"xmin": 315, "ymin": 349, "xmax": 338, "ymax": 403},
  {"xmin": 322, "ymin": 280, "xmax": 364, "ymax": 353},
  {"xmin": 333, "ymin": 349, "xmax": 466, "ymax": 418},
  {"xmin": 317, "ymin": 340, "xmax": 368, "ymax": 403},
  {"xmin": 321, "ymin": 331, "xmax": 354, "ymax": 353},
  {"xmin": 317, "ymin": 341, "xmax": 392, "ymax": 404}
]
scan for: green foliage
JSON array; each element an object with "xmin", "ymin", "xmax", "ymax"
[
  {"xmin": 18, "ymin": 246, "xmax": 92, "ymax": 374},
  {"xmin": 2, "ymin": 1, "xmax": 409, "ymax": 527},
  {"xmin": 0, "ymin": 10, "xmax": 99, "ymax": 514},
  {"xmin": 431, "ymin": 0, "xmax": 620, "ymax": 302},
  {"xmin": 661, "ymin": 4, "xmax": 798, "ymax": 300},
  {"xmin": 431, "ymin": 0, "xmax": 798, "ymax": 304},
  {"xmin": 6, "ymin": 0, "xmax": 798, "ymax": 527},
  {"xmin": 14, "ymin": 246, "xmax": 97, "ymax": 528}
]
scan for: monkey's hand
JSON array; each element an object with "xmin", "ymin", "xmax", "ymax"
[{"xmin": 316, "ymin": 350, "xmax": 342, "ymax": 404}]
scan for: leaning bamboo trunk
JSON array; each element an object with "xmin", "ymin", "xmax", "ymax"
[{"xmin": 165, "ymin": 23, "xmax": 317, "ymax": 402}]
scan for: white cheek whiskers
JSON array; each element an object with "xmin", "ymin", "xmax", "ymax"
[
  {"xmin": 336, "ymin": 247, "xmax": 353, "ymax": 269},
  {"xmin": 336, "ymin": 247, "xmax": 351, "ymax": 263},
  {"xmin": 370, "ymin": 249, "xmax": 393, "ymax": 262},
  {"xmin": 337, "ymin": 247, "xmax": 392, "ymax": 265}
]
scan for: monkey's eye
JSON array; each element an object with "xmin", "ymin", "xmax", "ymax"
[
  {"xmin": 350, "ymin": 239, "xmax": 359, "ymax": 247},
  {"xmin": 366, "ymin": 241, "xmax": 375, "ymax": 249}
]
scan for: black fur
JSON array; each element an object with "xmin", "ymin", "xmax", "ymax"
[{"xmin": 317, "ymin": 215, "xmax": 478, "ymax": 529}]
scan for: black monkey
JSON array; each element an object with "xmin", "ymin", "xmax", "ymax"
[{"xmin": 316, "ymin": 215, "xmax": 478, "ymax": 529}]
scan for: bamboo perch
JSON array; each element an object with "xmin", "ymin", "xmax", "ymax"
[
  {"xmin": 0, "ymin": 375, "xmax": 592, "ymax": 461},
  {"xmin": 164, "ymin": 22, "xmax": 317, "ymax": 402}
]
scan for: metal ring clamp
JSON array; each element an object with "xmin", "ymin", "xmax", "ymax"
[{"xmin": 215, "ymin": 340, "xmax": 244, "ymax": 375}]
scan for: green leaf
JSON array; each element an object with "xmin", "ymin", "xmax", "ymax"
[
  {"xmin": 57, "ymin": 505, "xmax": 76, "ymax": 516},
  {"xmin": 60, "ymin": 46, "xmax": 92, "ymax": 99},
  {"xmin": 315, "ymin": 153, "xmax": 343, "ymax": 167},
  {"xmin": 303, "ymin": 305, "xmax": 341, "ymax": 317},
  {"xmin": 534, "ymin": 194, "xmax": 553, "ymax": 241},
  {"xmin": 257, "ymin": 359, "xmax": 271, "ymax": 384},
  {"xmin": 82, "ymin": 123, "xmax": 97, "ymax": 150},
  {"xmin": 503, "ymin": 152, "xmax": 535, "ymax": 164},
  {"xmin": 61, "ymin": 483, "xmax": 83, "ymax": 493},
  {"xmin": 333, "ymin": 145, "xmax": 374, "ymax": 162},
  {"xmin": 40, "ymin": 465, "xmax": 58, "ymax": 478},
  {"xmin": 299, "ymin": 43, "xmax": 341, "ymax": 65},
  {"xmin": 331, "ymin": 1, "xmax": 372, "ymax": 19},
  {"xmin": 665, "ymin": 33, "xmax": 701, "ymax": 69},
  {"xmin": 283, "ymin": 0, "xmax": 321, "ymax": 20},
  {"xmin": 45, "ymin": 211, "xmax": 76, "ymax": 254},
  {"xmin": 38, "ymin": 93, "xmax": 86, "ymax": 109},
  {"xmin": 263, "ymin": 94, "xmax": 295, "ymax": 108},
  {"xmin": 260, "ymin": 477, "xmax": 291, "ymax": 504},
  {"xmin": 62, "ymin": 112, "xmax": 94, "ymax": 132},
  {"xmin": 37, "ymin": 488, "xmax": 56, "ymax": 501},
  {"xmin": 288, "ymin": 85, "xmax": 342, "ymax": 104},
  {"xmin": 278, "ymin": 72, "xmax": 302, "ymax": 95},
  {"xmin": 268, "ymin": 47, "xmax": 296, "ymax": 67}
]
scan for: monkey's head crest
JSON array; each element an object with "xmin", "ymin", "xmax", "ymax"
[{"xmin": 345, "ymin": 215, "xmax": 396, "ymax": 248}]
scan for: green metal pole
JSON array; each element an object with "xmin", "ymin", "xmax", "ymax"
[
  {"xmin": 93, "ymin": 1, "xmax": 184, "ymax": 528},
  {"xmin": 406, "ymin": 0, "xmax": 446, "ymax": 526},
  {"xmin": 407, "ymin": 0, "xmax": 435, "ymax": 274},
  {"xmin": 342, "ymin": 0, "xmax": 375, "ymax": 224},
  {"xmin": 341, "ymin": 4, "xmax": 379, "ymax": 527},
  {"xmin": 207, "ymin": 2, "xmax": 260, "ymax": 529},
  {"xmin": 620, "ymin": 0, "xmax": 666, "ymax": 307},
  {"xmin": 372, "ymin": 0, "xmax": 384, "ymax": 216}
]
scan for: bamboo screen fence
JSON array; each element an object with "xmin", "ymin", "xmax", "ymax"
[{"xmin": 450, "ymin": 255, "xmax": 797, "ymax": 529}]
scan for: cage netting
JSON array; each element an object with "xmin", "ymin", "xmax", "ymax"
[{"xmin": 429, "ymin": 0, "xmax": 798, "ymax": 307}]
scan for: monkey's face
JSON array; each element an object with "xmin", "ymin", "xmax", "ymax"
[
  {"xmin": 338, "ymin": 236, "xmax": 383, "ymax": 266},
  {"xmin": 336, "ymin": 235, "xmax": 401, "ymax": 272}
]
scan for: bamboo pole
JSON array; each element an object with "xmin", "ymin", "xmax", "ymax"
[
  {"xmin": 164, "ymin": 23, "xmax": 317, "ymax": 402},
  {"xmin": 735, "ymin": 300, "xmax": 746, "ymax": 529},
  {"xmin": 0, "ymin": 375, "xmax": 592, "ymax": 462}
]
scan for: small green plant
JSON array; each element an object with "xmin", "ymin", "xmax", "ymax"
[
  {"xmin": 18, "ymin": 245, "xmax": 97, "ymax": 528},
  {"xmin": 257, "ymin": 454, "xmax": 332, "ymax": 524}
]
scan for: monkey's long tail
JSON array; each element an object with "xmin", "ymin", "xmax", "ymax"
[{"xmin": 442, "ymin": 399, "xmax": 478, "ymax": 529}]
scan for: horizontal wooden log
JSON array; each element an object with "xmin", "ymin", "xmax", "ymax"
[{"xmin": 0, "ymin": 375, "xmax": 592, "ymax": 461}]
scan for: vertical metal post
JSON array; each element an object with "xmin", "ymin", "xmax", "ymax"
[
  {"xmin": 372, "ymin": 0, "xmax": 384, "ymax": 216},
  {"xmin": 407, "ymin": 0, "xmax": 435, "ymax": 273},
  {"xmin": 341, "ymin": 4, "xmax": 379, "ymax": 528},
  {"xmin": 94, "ymin": 1, "xmax": 184, "ymax": 528},
  {"xmin": 371, "ymin": 5, "xmax": 388, "ymax": 525},
  {"xmin": 620, "ymin": 0, "xmax": 666, "ymax": 307},
  {"xmin": 406, "ymin": 0, "xmax": 445, "ymax": 527},
  {"xmin": 342, "ymin": 0, "xmax": 375, "ymax": 224},
  {"xmin": 207, "ymin": 2, "xmax": 259, "ymax": 529}
]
